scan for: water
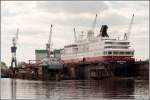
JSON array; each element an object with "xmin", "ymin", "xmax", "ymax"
[{"xmin": 1, "ymin": 78, "xmax": 149, "ymax": 100}]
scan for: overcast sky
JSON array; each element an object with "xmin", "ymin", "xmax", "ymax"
[{"xmin": 1, "ymin": 1, "xmax": 149, "ymax": 66}]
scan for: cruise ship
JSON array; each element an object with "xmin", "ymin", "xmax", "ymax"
[{"xmin": 61, "ymin": 15, "xmax": 135, "ymax": 65}]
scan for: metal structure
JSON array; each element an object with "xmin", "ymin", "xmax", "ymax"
[
  {"xmin": 80, "ymin": 31, "xmax": 86, "ymax": 40},
  {"xmin": 73, "ymin": 28, "xmax": 77, "ymax": 42},
  {"xmin": 99, "ymin": 25, "xmax": 109, "ymax": 37},
  {"xmin": 92, "ymin": 13, "xmax": 98, "ymax": 32},
  {"xmin": 42, "ymin": 25, "xmax": 63, "ymax": 80},
  {"xmin": 46, "ymin": 24, "xmax": 53, "ymax": 58},
  {"xmin": 87, "ymin": 14, "xmax": 98, "ymax": 40},
  {"xmin": 124, "ymin": 14, "xmax": 134, "ymax": 40},
  {"xmin": 11, "ymin": 28, "xmax": 19, "ymax": 68}
]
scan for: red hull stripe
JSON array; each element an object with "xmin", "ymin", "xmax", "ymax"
[{"xmin": 62, "ymin": 56, "xmax": 135, "ymax": 64}]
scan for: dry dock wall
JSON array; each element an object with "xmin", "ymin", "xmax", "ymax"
[
  {"xmin": 65, "ymin": 61, "xmax": 149, "ymax": 80},
  {"xmin": 65, "ymin": 63, "xmax": 113, "ymax": 80},
  {"xmin": 4, "ymin": 61, "xmax": 149, "ymax": 80},
  {"xmin": 133, "ymin": 61, "xmax": 149, "ymax": 80}
]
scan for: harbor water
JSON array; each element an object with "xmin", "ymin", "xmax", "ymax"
[{"xmin": 1, "ymin": 78, "xmax": 149, "ymax": 100}]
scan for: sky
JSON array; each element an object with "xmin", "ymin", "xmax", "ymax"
[{"xmin": 1, "ymin": 1, "xmax": 149, "ymax": 66}]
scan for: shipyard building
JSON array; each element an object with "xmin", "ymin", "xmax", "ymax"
[{"xmin": 35, "ymin": 49, "xmax": 63, "ymax": 62}]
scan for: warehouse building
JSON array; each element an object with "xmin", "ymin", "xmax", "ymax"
[{"xmin": 35, "ymin": 49, "xmax": 63, "ymax": 62}]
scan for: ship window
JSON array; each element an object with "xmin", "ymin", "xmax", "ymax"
[
  {"xmin": 118, "ymin": 42, "xmax": 129, "ymax": 45},
  {"xmin": 113, "ymin": 52, "xmax": 118, "ymax": 54},
  {"xmin": 126, "ymin": 52, "xmax": 131, "ymax": 54},
  {"xmin": 108, "ymin": 51, "xmax": 112, "ymax": 54},
  {"xmin": 104, "ymin": 51, "xmax": 108, "ymax": 55},
  {"xmin": 105, "ymin": 46, "xmax": 112, "ymax": 48},
  {"xmin": 120, "ymin": 52, "xmax": 124, "ymax": 54},
  {"xmin": 104, "ymin": 51, "xmax": 106, "ymax": 54},
  {"xmin": 105, "ymin": 42, "xmax": 112, "ymax": 44}
]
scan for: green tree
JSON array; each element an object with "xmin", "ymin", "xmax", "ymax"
[{"xmin": 1, "ymin": 61, "xmax": 8, "ymax": 70}]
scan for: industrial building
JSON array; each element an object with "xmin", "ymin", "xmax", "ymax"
[
  {"xmin": 35, "ymin": 50, "xmax": 47, "ymax": 63},
  {"xmin": 35, "ymin": 49, "xmax": 63, "ymax": 63}
]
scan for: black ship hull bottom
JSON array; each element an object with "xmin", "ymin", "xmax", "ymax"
[{"xmin": 110, "ymin": 61, "xmax": 135, "ymax": 77}]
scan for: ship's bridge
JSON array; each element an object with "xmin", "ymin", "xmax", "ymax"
[
  {"xmin": 104, "ymin": 40, "xmax": 131, "ymax": 49},
  {"xmin": 103, "ymin": 40, "xmax": 134, "ymax": 56}
]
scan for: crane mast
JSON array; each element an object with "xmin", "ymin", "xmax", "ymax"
[
  {"xmin": 13, "ymin": 28, "xmax": 19, "ymax": 46},
  {"xmin": 46, "ymin": 24, "xmax": 53, "ymax": 58},
  {"xmin": 16, "ymin": 28, "xmax": 19, "ymax": 40},
  {"xmin": 11, "ymin": 28, "xmax": 19, "ymax": 68},
  {"xmin": 124, "ymin": 14, "xmax": 134, "ymax": 40},
  {"xmin": 87, "ymin": 14, "xmax": 98, "ymax": 40},
  {"xmin": 92, "ymin": 13, "xmax": 98, "ymax": 32},
  {"xmin": 73, "ymin": 28, "xmax": 77, "ymax": 42}
]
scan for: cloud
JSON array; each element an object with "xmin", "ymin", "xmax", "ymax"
[{"xmin": 36, "ymin": 1, "xmax": 108, "ymax": 14}]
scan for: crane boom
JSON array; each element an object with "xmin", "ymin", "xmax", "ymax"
[
  {"xmin": 48, "ymin": 24, "xmax": 53, "ymax": 46},
  {"xmin": 87, "ymin": 14, "xmax": 98, "ymax": 40},
  {"xmin": 126, "ymin": 14, "xmax": 134, "ymax": 40},
  {"xmin": 73, "ymin": 28, "xmax": 77, "ymax": 42},
  {"xmin": 46, "ymin": 24, "xmax": 53, "ymax": 58},
  {"xmin": 13, "ymin": 28, "xmax": 19, "ymax": 46},
  {"xmin": 16, "ymin": 28, "xmax": 19, "ymax": 40},
  {"xmin": 92, "ymin": 13, "xmax": 98, "ymax": 31}
]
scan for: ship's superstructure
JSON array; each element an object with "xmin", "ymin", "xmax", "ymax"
[{"xmin": 61, "ymin": 14, "xmax": 135, "ymax": 64}]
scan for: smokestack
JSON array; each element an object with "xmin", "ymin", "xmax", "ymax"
[{"xmin": 99, "ymin": 25, "xmax": 109, "ymax": 37}]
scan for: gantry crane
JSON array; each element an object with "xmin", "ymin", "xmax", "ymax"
[
  {"xmin": 124, "ymin": 14, "xmax": 134, "ymax": 40},
  {"xmin": 11, "ymin": 28, "xmax": 19, "ymax": 68}
]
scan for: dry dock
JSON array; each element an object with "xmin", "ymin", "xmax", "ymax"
[
  {"xmin": 4, "ymin": 60, "xmax": 149, "ymax": 80},
  {"xmin": 133, "ymin": 61, "xmax": 149, "ymax": 80}
]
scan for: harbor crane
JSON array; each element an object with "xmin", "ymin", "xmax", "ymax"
[
  {"xmin": 87, "ymin": 14, "xmax": 98, "ymax": 40},
  {"xmin": 11, "ymin": 28, "xmax": 19, "ymax": 68},
  {"xmin": 124, "ymin": 14, "xmax": 134, "ymax": 40},
  {"xmin": 42, "ymin": 24, "xmax": 63, "ymax": 70},
  {"xmin": 73, "ymin": 28, "xmax": 77, "ymax": 42},
  {"xmin": 46, "ymin": 24, "xmax": 53, "ymax": 58},
  {"xmin": 92, "ymin": 13, "xmax": 98, "ymax": 32}
]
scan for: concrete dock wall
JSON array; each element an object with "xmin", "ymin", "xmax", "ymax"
[
  {"xmin": 4, "ymin": 60, "xmax": 149, "ymax": 80},
  {"xmin": 133, "ymin": 61, "xmax": 149, "ymax": 80}
]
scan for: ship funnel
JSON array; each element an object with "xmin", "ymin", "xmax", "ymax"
[{"xmin": 99, "ymin": 25, "xmax": 109, "ymax": 37}]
